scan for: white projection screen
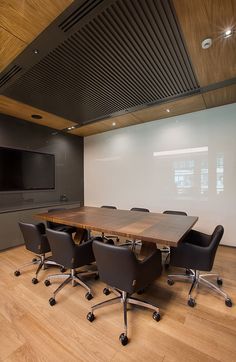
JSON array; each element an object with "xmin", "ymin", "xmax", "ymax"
[{"xmin": 84, "ymin": 103, "xmax": 236, "ymax": 246}]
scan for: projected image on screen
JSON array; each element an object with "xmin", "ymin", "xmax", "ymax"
[{"xmin": 0, "ymin": 147, "xmax": 55, "ymax": 191}]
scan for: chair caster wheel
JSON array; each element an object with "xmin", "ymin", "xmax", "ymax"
[
  {"xmin": 217, "ymin": 278, "xmax": 223, "ymax": 286},
  {"xmin": 14, "ymin": 270, "xmax": 20, "ymax": 277},
  {"xmin": 103, "ymin": 288, "xmax": 110, "ymax": 295},
  {"xmin": 32, "ymin": 258, "xmax": 38, "ymax": 263},
  {"xmin": 94, "ymin": 274, "xmax": 99, "ymax": 280},
  {"xmin": 49, "ymin": 298, "xmax": 56, "ymax": 306},
  {"xmin": 188, "ymin": 298, "xmax": 196, "ymax": 307},
  {"xmin": 32, "ymin": 278, "xmax": 39, "ymax": 284},
  {"xmin": 44, "ymin": 279, "xmax": 51, "ymax": 287},
  {"xmin": 167, "ymin": 279, "xmax": 174, "ymax": 286},
  {"xmin": 60, "ymin": 267, "xmax": 66, "ymax": 273},
  {"xmin": 87, "ymin": 312, "xmax": 95, "ymax": 322},
  {"xmin": 85, "ymin": 292, "xmax": 93, "ymax": 300},
  {"xmin": 119, "ymin": 333, "xmax": 128, "ymax": 346},
  {"xmin": 225, "ymin": 298, "xmax": 232, "ymax": 307},
  {"xmin": 153, "ymin": 311, "xmax": 161, "ymax": 321}
]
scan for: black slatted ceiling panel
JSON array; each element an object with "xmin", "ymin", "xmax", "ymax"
[{"xmin": 3, "ymin": 0, "xmax": 199, "ymax": 124}]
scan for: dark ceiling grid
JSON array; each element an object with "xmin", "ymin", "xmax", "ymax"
[
  {"xmin": 2, "ymin": 0, "xmax": 199, "ymax": 125},
  {"xmin": 0, "ymin": 65, "xmax": 22, "ymax": 87}
]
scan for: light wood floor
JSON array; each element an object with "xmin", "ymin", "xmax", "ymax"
[{"xmin": 0, "ymin": 244, "xmax": 235, "ymax": 362}]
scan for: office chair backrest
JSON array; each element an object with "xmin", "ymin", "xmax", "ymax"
[
  {"xmin": 130, "ymin": 207, "xmax": 150, "ymax": 212},
  {"xmin": 101, "ymin": 205, "xmax": 117, "ymax": 209},
  {"xmin": 163, "ymin": 210, "xmax": 187, "ymax": 216},
  {"xmin": 19, "ymin": 222, "xmax": 50, "ymax": 254},
  {"xmin": 93, "ymin": 240, "xmax": 138, "ymax": 293},
  {"xmin": 46, "ymin": 228, "xmax": 75, "ymax": 268},
  {"xmin": 46, "ymin": 208, "xmax": 66, "ymax": 229},
  {"xmin": 207, "ymin": 225, "xmax": 224, "ymax": 269}
]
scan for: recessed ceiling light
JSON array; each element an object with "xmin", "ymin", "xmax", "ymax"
[
  {"xmin": 31, "ymin": 114, "xmax": 42, "ymax": 119},
  {"xmin": 166, "ymin": 109, "xmax": 170, "ymax": 113},
  {"xmin": 201, "ymin": 38, "xmax": 212, "ymax": 49},
  {"xmin": 33, "ymin": 49, "xmax": 39, "ymax": 54},
  {"xmin": 112, "ymin": 122, "xmax": 116, "ymax": 126},
  {"xmin": 224, "ymin": 29, "xmax": 233, "ymax": 38}
]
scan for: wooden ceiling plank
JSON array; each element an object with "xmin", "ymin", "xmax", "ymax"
[
  {"xmin": 203, "ymin": 84, "xmax": 236, "ymax": 108},
  {"xmin": 71, "ymin": 94, "xmax": 206, "ymax": 137},
  {"xmin": 0, "ymin": 27, "xmax": 26, "ymax": 72},
  {"xmin": 0, "ymin": 0, "xmax": 73, "ymax": 43},
  {"xmin": 173, "ymin": 0, "xmax": 236, "ymax": 86},
  {"xmin": 0, "ymin": 95, "xmax": 77, "ymax": 130}
]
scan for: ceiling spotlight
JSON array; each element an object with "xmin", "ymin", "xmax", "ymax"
[
  {"xmin": 31, "ymin": 114, "xmax": 42, "ymax": 119},
  {"xmin": 166, "ymin": 109, "xmax": 170, "ymax": 113},
  {"xmin": 112, "ymin": 122, "xmax": 116, "ymax": 126},
  {"xmin": 224, "ymin": 29, "xmax": 233, "ymax": 38},
  {"xmin": 33, "ymin": 49, "xmax": 39, "ymax": 54},
  {"xmin": 201, "ymin": 38, "xmax": 213, "ymax": 49}
]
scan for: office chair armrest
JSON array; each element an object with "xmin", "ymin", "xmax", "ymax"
[
  {"xmin": 136, "ymin": 249, "xmax": 162, "ymax": 289},
  {"xmin": 74, "ymin": 239, "xmax": 95, "ymax": 267},
  {"xmin": 36, "ymin": 222, "xmax": 46, "ymax": 235},
  {"xmin": 184, "ymin": 229, "xmax": 211, "ymax": 247}
]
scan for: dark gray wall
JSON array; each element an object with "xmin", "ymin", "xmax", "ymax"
[{"xmin": 0, "ymin": 114, "xmax": 84, "ymax": 209}]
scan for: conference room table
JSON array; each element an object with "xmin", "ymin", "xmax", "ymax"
[{"xmin": 36, "ymin": 206, "xmax": 198, "ymax": 247}]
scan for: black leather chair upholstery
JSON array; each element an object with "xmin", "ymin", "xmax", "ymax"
[
  {"xmin": 87, "ymin": 240, "xmax": 162, "ymax": 345},
  {"xmin": 15, "ymin": 222, "xmax": 63, "ymax": 284},
  {"xmin": 47, "ymin": 208, "xmax": 77, "ymax": 234},
  {"xmin": 162, "ymin": 210, "xmax": 187, "ymax": 268},
  {"xmin": 45, "ymin": 228, "xmax": 98, "ymax": 306},
  {"xmin": 168, "ymin": 225, "xmax": 232, "ymax": 307}
]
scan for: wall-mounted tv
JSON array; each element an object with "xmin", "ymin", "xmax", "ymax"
[{"xmin": 0, "ymin": 147, "xmax": 55, "ymax": 191}]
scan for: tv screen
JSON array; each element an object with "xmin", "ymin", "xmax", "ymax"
[{"xmin": 0, "ymin": 147, "xmax": 55, "ymax": 191}]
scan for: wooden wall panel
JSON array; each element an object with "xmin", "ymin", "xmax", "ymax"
[
  {"xmin": 173, "ymin": 0, "xmax": 236, "ymax": 86},
  {"xmin": 0, "ymin": 95, "xmax": 77, "ymax": 130},
  {"xmin": 203, "ymin": 84, "xmax": 236, "ymax": 108}
]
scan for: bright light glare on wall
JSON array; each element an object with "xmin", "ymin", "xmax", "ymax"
[{"xmin": 153, "ymin": 146, "xmax": 208, "ymax": 157}]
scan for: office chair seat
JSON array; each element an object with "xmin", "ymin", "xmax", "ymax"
[
  {"xmin": 167, "ymin": 225, "xmax": 233, "ymax": 308},
  {"xmin": 87, "ymin": 240, "xmax": 162, "ymax": 345}
]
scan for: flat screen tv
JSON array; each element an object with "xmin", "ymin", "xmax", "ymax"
[{"xmin": 0, "ymin": 147, "xmax": 55, "ymax": 191}]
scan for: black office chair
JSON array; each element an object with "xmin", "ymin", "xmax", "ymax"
[
  {"xmin": 45, "ymin": 228, "xmax": 98, "ymax": 306},
  {"xmin": 162, "ymin": 210, "xmax": 188, "ymax": 268},
  {"xmin": 120, "ymin": 207, "xmax": 150, "ymax": 250},
  {"xmin": 47, "ymin": 208, "xmax": 77, "ymax": 234},
  {"xmin": 167, "ymin": 225, "xmax": 232, "ymax": 307},
  {"xmin": 87, "ymin": 240, "xmax": 162, "ymax": 345},
  {"xmin": 14, "ymin": 222, "xmax": 64, "ymax": 284},
  {"xmin": 100, "ymin": 205, "xmax": 119, "ymax": 243}
]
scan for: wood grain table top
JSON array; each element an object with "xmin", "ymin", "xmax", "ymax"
[{"xmin": 36, "ymin": 206, "xmax": 198, "ymax": 247}]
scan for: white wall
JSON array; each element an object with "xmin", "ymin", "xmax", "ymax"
[{"xmin": 84, "ymin": 103, "xmax": 236, "ymax": 246}]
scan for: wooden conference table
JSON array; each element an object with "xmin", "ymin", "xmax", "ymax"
[{"xmin": 36, "ymin": 206, "xmax": 198, "ymax": 247}]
